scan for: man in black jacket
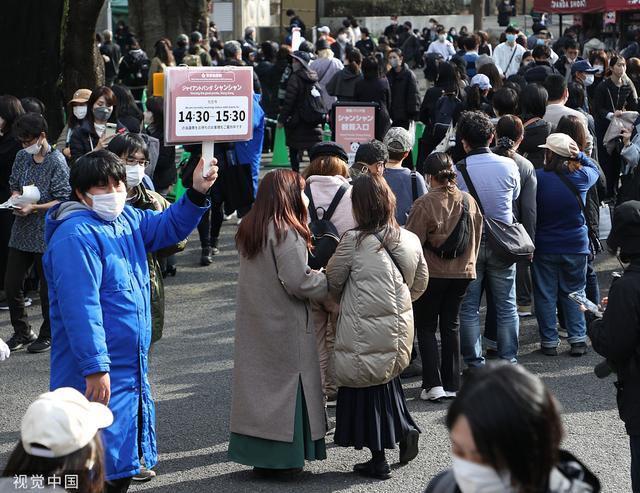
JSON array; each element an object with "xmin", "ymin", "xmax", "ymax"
[
  {"xmin": 523, "ymin": 44, "xmax": 559, "ymax": 84},
  {"xmin": 553, "ymin": 38, "xmax": 582, "ymax": 80},
  {"xmin": 588, "ymin": 200, "xmax": 640, "ymax": 492},
  {"xmin": 100, "ymin": 30, "xmax": 121, "ymax": 86},
  {"xmin": 386, "ymin": 48, "xmax": 420, "ymax": 168}
]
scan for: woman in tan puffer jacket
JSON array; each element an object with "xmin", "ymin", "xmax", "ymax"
[{"xmin": 326, "ymin": 173, "xmax": 429, "ymax": 480}]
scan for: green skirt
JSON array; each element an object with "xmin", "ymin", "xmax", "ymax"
[{"xmin": 228, "ymin": 380, "xmax": 327, "ymax": 469}]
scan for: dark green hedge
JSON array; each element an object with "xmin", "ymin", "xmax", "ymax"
[{"xmin": 325, "ymin": 0, "xmax": 457, "ymax": 16}]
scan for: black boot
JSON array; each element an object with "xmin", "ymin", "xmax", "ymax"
[
  {"xmin": 399, "ymin": 428, "xmax": 420, "ymax": 464},
  {"xmin": 354, "ymin": 450, "xmax": 391, "ymax": 480},
  {"xmin": 200, "ymin": 247, "xmax": 213, "ymax": 266}
]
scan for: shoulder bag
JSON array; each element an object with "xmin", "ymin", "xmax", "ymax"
[{"xmin": 458, "ymin": 159, "xmax": 534, "ymax": 264}]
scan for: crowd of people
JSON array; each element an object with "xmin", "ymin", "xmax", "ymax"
[{"xmin": 2, "ymin": 12, "xmax": 640, "ymax": 493}]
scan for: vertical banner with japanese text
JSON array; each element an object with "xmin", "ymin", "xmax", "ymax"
[{"xmin": 333, "ymin": 104, "xmax": 377, "ymax": 165}]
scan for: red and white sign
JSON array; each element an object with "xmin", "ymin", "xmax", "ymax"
[
  {"xmin": 334, "ymin": 105, "xmax": 376, "ymax": 164},
  {"xmin": 164, "ymin": 66, "xmax": 254, "ymax": 145}
]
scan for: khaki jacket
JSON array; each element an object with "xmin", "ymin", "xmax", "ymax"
[
  {"xmin": 406, "ymin": 185, "xmax": 483, "ymax": 279},
  {"xmin": 327, "ymin": 228, "xmax": 428, "ymax": 388},
  {"xmin": 231, "ymin": 224, "xmax": 328, "ymax": 442}
]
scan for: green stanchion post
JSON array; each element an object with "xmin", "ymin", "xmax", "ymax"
[
  {"xmin": 270, "ymin": 125, "xmax": 290, "ymax": 167},
  {"xmin": 323, "ymin": 123, "xmax": 331, "ymax": 142},
  {"xmin": 412, "ymin": 122, "xmax": 425, "ymax": 167}
]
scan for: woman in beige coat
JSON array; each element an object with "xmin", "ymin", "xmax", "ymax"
[
  {"xmin": 228, "ymin": 169, "xmax": 329, "ymax": 476},
  {"xmin": 327, "ymin": 174, "xmax": 429, "ymax": 480}
]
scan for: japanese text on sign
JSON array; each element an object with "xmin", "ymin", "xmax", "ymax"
[
  {"xmin": 164, "ymin": 66, "xmax": 254, "ymax": 145},
  {"xmin": 175, "ymin": 96, "xmax": 249, "ymax": 137},
  {"xmin": 334, "ymin": 105, "xmax": 377, "ymax": 164}
]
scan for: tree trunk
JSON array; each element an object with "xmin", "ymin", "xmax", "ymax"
[
  {"xmin": 0, "ymin": 0, "xmax": 66, "ymax": 138},
  {"xmin": 129, "ymin": 0, "xmax": 209, "ymax": 55},
  {"xmin": 62, "ymin": 0, "xmax": 106, "ymax": 104},
  {"xmin": 473, "ymin": 0, "xmax": 484, "ymax": 32}
]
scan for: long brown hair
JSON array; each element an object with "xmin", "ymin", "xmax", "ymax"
[
  {"xmin": 553, "ymin": 115, "xmax": 585, "ymax": 173},
  {"xmin": 351, "ymin": 174, "xmax": 400, "ymax": 249},
  {"xmin": 3, "ymin": 436, "xmax": 105, "ymax": 493},
  {"xmin": 236, "ymin": 169, "xmax": 312, "ymax": 259}
]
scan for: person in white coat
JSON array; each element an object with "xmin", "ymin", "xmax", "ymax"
[
  {"xmin": 494, "ymin": 26, "xmax": 526, "ymax": 78},
  {"xmin": 427, "ymin": 27, "xmax": 456, "ymax": 61}
]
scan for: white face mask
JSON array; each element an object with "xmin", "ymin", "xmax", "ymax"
[
  {"xmin": 24, "ymin": 138, "xmax": 42, "ymax": 155},
  {"xmin": 593, "ymin": 64, "xmax": 604, "ymax": 74},
  {"xmin": 338, "ymin": 34, "xmax": 347, "ymax": 43},
  {"xmin": 143, "ymin": 111, "xmax": 153, "ymax": 126},
  {"xmin": 73, "ymin": 105, "xmax": 88, "ymax": 120},
  {"xmin": 584, "ymin": 74, "xmax": 595, "ymax": 87},
  {"xmin": 86, "ymin": 191, "xmax": 127, "ymax": 222},
  {"xmin": 452, "ymin": 455, "xmax": 516, "ymax": 493},
  {"xmin": 390, "ymin": 58, "xmax": 400, "ymax": 68},
  {"xmin": 126, "ymin": 165, "xmax": 146, "ymax": 188},
  {"xmin": 438, "ymin": 34, "xmax": 446, "ymax": 42}
]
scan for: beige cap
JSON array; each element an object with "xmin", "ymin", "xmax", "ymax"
[
  {"xmin": 538, "ymin": 133, "xmax": 578, "ymax": 158},
  {"xmin": 21, "ymin": 387, "xmax": 113, "ymax": 458},
  {"xmin": 69, "ymin": 89, "xmax": 92, "ymax": 104}
]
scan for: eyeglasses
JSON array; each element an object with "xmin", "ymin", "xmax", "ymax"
[
  {"xmin": 125, "ymin": 158, "xmax": 150, "ymax": 167},
  {"xmin": 358, "ymin": 161, "xmax": 385, "ymax": 173}
]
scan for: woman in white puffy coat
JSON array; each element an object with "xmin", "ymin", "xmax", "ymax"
[{"xmin": 326, "ymin": 173, "xmax": 429, "ymax": 480}]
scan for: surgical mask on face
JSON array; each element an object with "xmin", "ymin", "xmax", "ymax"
[
  {"xmin": 126, "ymin": 165, "xmax": 146, "ymax": 188},
  {"xmin": 338, "ymin": 34, "xmax": 347, "ymax": 43},
  {"xmin": 536, "ymin": 37, "xmax": 546, "ymax": 45},
  {"xmin": 143, "ymin": 110, "xmax": 153, "ymax": 126},
  {"xmin": 24, "ymin": 138, "xmax": 42, "ymax": 155},
  {"xmin": 452, "ymin": 455, "xmax": 516, "ymax": 493},
  {"xmin": 93, "ymin": 106, "xmax": 112, "ymax": 122},
  {"xmin": 73, "ymin": 105, "xmax": 88, "ymax": 120},
  {"xmin": 506, "ymin": 34, "xmax": 516, "ymax": 43},
  {"xmin": 438, "ymin": 34, "xmax": 446, "ymax": 42},
  {"xmin": 85, "ymin": 191, "xmax": 127, "ymax": 222},
  {"xmin": 593, "ymin": 64, "xmax": 604, "ymax": 74},
  {"xmin": 584, "ymin": 74, "xmax": 595, "ymax": 87},
  {"xmin": 390, "ymin": 58, "xmax": 400, "ymax": 68}
]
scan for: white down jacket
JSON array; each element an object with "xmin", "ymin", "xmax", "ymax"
[{"xmin": 326, "ymin": 228, "xmax": 429, "ymax": 388}]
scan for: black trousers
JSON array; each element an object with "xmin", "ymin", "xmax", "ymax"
[
  {"xmin": 197, "ymin": 181, "xmax": 224, "ymax": 249},
  {"xmin": 4, "ymin": 248, "xmax": 50, "ymax": 339},
  {"xmin": 632, "ymin": 435, "xmax": 640, "ymax": 492},
  {"xmin": 0, "ymin": 210, "xmax": 14, "ymax": 291},
  {"xmin": 413, "ymin": 278, "xmax": 471, "ymax": 391},
  {"xmin": 104, "ymin": 477, "xmax": 132, "ymax": 493}
]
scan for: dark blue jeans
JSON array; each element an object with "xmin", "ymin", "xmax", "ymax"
[
  {"xmin": 460, "ymin": 237, "xmax": 519, "ymax": 367},
  {"xmin": 532, "ymin": 253, "xmax": 588, "ymax": 348}
]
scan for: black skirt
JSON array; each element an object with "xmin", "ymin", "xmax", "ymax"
[{"xmin": 334, "ymin": 376, "xmax": 421, "ymax": 451}]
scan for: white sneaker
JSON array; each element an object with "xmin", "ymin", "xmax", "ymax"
[
  {"xmin": 420, "ymin": 386, "xmax": 447, "ymax": 401},
  {"xmin": 223, "ymin": 211, "xmax": 237, "ymax": 222},
  {"xmin": 558, "ymin": 329, "xmax": 569, "ymax": 338},
  {"xmin": 444, "ymin": 391, "xmax": 457, "ymax": 399}
]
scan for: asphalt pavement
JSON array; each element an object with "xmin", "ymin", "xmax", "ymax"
[{"xmin": 0, "ymin": 219, "xmax": 632, "ymax": 492}]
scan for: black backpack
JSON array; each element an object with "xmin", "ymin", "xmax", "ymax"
[
  {"xmin": 424, "ymin": 194, "xmax": 471, "ymax": 259},
  {"xmin": 299, "ymin": 81, "xmax": 330, "ymax": 125},
  {"xmin": 305, "ymin": 183, "xmax": 348, "ymax": 269},
  {"xmin": 122, "ymin": 51, "xmax": 150, "ymax": 86},
  {"xmin": 432, "ymin": 92, "xmax": 460, "ymax": 136}
]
